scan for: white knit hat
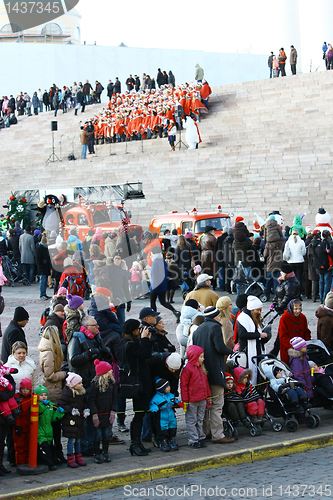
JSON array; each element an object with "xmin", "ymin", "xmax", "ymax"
[
  {"xmin": 247, "ymin": 296, "xmax": 263, "ymax": 310},
  {"xmin": 166, "ymin": 352, "xmax": 182, "ymax": 370}
]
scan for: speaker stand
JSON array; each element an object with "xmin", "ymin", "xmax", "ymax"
[
  {"xmin": 46, "ymin": 130, "xmax": 61, "ymax": 164},
  {"xmin": 175, "ymin": 127, "xmax": 188, "ymax": 150}
]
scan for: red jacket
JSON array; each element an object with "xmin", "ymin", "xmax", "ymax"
[
  {"xmin": 180, "ymin": 345, "xmax": 211, "ymax": 403},
  {"xmin": 278, "ymin": 310, "xmax": 311, "ymax": 366}
]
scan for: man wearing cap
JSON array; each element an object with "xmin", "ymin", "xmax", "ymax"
[
  {"xmin": 199, "ymin": 226, "xmax": 217, "ymax": 289},
  {"xmin": 1, "ymin": 307, "xmax": 29, "ymax": 363},
  {"xmin": 183, "ymin": 273, "xmax": 219, "ymax": 308},
  {"xmin": 192, "ymin": 306, "xmax": 234, "ymax": 444}
]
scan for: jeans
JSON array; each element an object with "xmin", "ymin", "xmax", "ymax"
[
  {"xmin": 67, "ymin": 438, "xmax": 81, "ymax": 455},
  {"xmin": 94, "ymin": 426, "xmax": 111, "ymax": 441},
  {"xmin": 218, "ymin": 266, "xmax": 225, "ymax": 291},
  {"xmin": 269, "ymin": 67, "xmax": 273, "ymax": 78},
  {"xmin": 117, "ymin": 386, "xmax": 126, "ymax": 425},
  {"xmin": 319, "ymin": 270, "xmax": 332, "ymax": 302},
  {"xmin": 116, "ymin": 304, "xmax": 125, "ymax": 328},
  {"xmin": 84, "ymin": 95, "xmax": 90, "ymax": 104},
  {"xmin": 81, "ymin": 144, "xmax": 88, "ymax": 159},
  {"xmin": 141, "ymin": 413, "xmax": 152, "ymax": 440},
  {"xmin": 22, "ymin": 263, "xmax": 35, "ymax": 283},
  {"xmin": 287, "ymin": 387, "xmax": 307, "ymax": 404},
  {"xmin": 39, "ymin": 274, "xmax": 48, "ymax": 297}
]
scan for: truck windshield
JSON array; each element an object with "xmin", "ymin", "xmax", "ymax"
[
  {"xmin": 195, "ymin": 217, "xmax": 231, "ymax": 233},
  {"xmin": 93, "ymin": 209, "xmax": 111, "ymax": 225},
  {"xmin": 110, "ymin": 208, "xmax": 121, "ymax": 222}
]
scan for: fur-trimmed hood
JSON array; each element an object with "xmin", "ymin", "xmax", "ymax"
[
  {"xmin": 316, "ymin": 305, "xmax": 333, "ymax": 319},
  {"xmin": 64, "ymin": 305, "xmax": 84, "ymax": 321},
  {"xmin": 93, "ymin": 259, "xmax": 106, "ymax": 269},
  {"xmin": 287, "ymin": 348, "xmax": 302, "ymax": 358},
  {"xmin": 234, "ymin": 366, "xmax": 253, "ymax": 385}
]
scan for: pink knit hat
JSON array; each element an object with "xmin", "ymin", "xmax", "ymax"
[
  {"xmin": 66, "ymin": 372, "xmax": 82, "ymax": 388},
  {"xmin": 94, "ymin": 359, "xmax": 112, "ymax": 376},
  {"xmin": 57, "ymin": 287, "xmax": 67, "ymax": 295},
  {"xmin": 290, "ymin": 337, "xmax": 307, "ymax": 351}
]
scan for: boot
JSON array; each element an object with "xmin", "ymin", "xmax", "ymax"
[
  {"xmin": 5, "ymin": 415, "xmax": 16, "ymax": 425},
  {"xmin": 249, "ymin": 415, "xmax": 260, "ymax": 424},
  {"xmin": 138, "ymin": 441, "xmax": 151, "ymax": 453},
  {"xmin": 93, "ymin": 442, "xmax": 103, "ymax": 464},
  {"xmin": 67, "ymin": 454, "xmax": 79, "ymax": 468},
  {"xmin": 301, "ymin": 399, "xmax": 312, "ymax": 411},
  {"xmin": 75, "ymin": 453, "xmax": 87, "ymax": 466},
  {"xmin": 56, "ymin": 448, "xmax": 67, "ymax": 464},
  {"xmin": 173, "ymin": 310, "xmax": 181, "ymax": 324},
  {"xmin": 160, "ymin": 439, "xmax": 171, "ymax": 452},
  {"xmin": 102, "ymin": 441, "xmax": 111, "ymax": 463},
  {"xmin": 169, "ymin": 438, "xmax": 179, "ymax": 451},
  {"xmin": 129, "ymin": 440, "xmax": 148, "ymax": 456},
  {"xmin": 74, "ymin": 109, "xmax": 78, "ymax": 116}
]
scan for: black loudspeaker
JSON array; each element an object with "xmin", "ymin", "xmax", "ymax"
[
  {"xmin": 175, "ymin": 104, "xmax": 183, "ymax": 117},
  {"xmin": 51, "ymin": 121, "xmax": 58, "ymax": 131}
]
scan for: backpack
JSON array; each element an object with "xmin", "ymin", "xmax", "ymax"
[
  {"xmin": 62, "ymin": 272, "xmax": 85, "ymax": 296},
  {"xmin": 67, "ymin": 241, "xmax": 78, "ymax": 251},
  {"xmin": 40, "ymin": 306, "xmax": 50, "ymax": 326}
]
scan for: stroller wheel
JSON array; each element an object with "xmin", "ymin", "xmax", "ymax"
[
  {"xmin": 272, "ymin": 421, "xmax": 283, "ymax": 432},
  {"xmin": 249, "ymin": 426, "xmax": 257, "ymax": 437},
  {"xmin": 255, "ymin": 425, "xmax": 262, "ymax": 436},
  {"xmin": 305, "ymin": 415, "xmax": 317, "ymax": 429},
  {"xmin": 259, "ymin": 293, "xmax": 268, "ymax": 303},
  {"xmin": 286, "ymin": 419, "xmax": 298, "ymax": 432},
  {"xmin": 314, "ymin": 415, "xmax": 321, "ymax": 428}
]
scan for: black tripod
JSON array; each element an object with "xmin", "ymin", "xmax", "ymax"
[
  {"xmin": 175, "ymin": 125, "xmax": 188, "ymax": 150},
  {"xmin": 46, "ymin": 130, "xmax": 61, "ymax": 163}
]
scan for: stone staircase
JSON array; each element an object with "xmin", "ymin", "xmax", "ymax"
[{"xmin": 2, "ymin": 70, "xmax": 333, "ymax": 229}]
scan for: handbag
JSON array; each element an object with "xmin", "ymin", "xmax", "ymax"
[{"xmin": 118, "ymin": 344, "xmax": 140, "ymax": 399}]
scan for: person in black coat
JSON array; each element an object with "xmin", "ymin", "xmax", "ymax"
[
  {"xmin": 67, "ymin": 315, "xmax": 111, "ymax": 391},
  {"xmin": 8, "ymin": 229, "xmax": 20, "ymax": 262},
  {"xmin": 122, "ymin": 319, "xmax": 152, "ymax": 456},
  {"xmin": 35, "ymin": 235, "xmax": 52, "ymax": 300},
  {"xmin": 43, "ymin": 304, "xmax": 66, "ymax": 357},
  {"xmin": 168, "ymin": 71, "xmax": 175, "ymax": 88},
  {"xmin": 114, "ymin": 78, "xmax": 121, "ymax": 94},
  {"xmin": 88, "ymin": 359, "xmax": 117, "ymax": 463},
  {"xmin": 0, "ymin": 232, "xmax": 8, "ymax": 257},
  {"xmin": 1, "ymin": 307, "xmax": 29, "ymax": 363},
  {"xmin": 223, "ymin": 229, "xmax": 235, "ymax": 293},
  {"xmin": 134, "ymin": 76, "xmax": 140, "ymax": 92},
  {"xmin": 215, "ymin": 227, "xmax": 229, "ymax": 291},
  {"xmin": 174, "ymin": 236, "xmax": 192, "ymax": 279},
  {"xmin": 156, "ymin": 69, "xmax": 163, "ymax": 88},
  {"xmin": 76, "ymin": 88, "xmax": 85, "ymax": 114},
  {"xmin": 192, "ymin": 307, "xmax": 233, "ymax": 444},
  {"xmin": 273, "ymin": 262, "xmax": 300, "ymax": 315},
  {"xmin": 162, "ymin": 71, "xmax": 168, "ymax": 85},
  {"xmin": 107, "ymin": 80, "xmax": 113, "ymax": 100}
]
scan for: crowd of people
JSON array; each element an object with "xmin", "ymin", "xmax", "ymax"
[{"xmin": 268, "ymin": 46, "xmax": 298, "ymax": 78}]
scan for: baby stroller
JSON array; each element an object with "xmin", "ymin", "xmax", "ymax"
[
  {"xmin": 2, "ymin": 255, "xmax": 31, "ymax": 286},
  {"xmin": 179, "ymin": 272, "xmax": 196, "ymax": 300},
  {"xmin": 306, "ymin": 339, "xmax": 332, "ymax": 367},
  {"xmin": 230, "ymin": 261, "xmax": 267, "ymax": 301},
  {"xmin": 256, "ymin": 354, "xmax": 320, "ymax": 432},
  {"xmin": 306, "ymin": 340, "xmax": 333, "ymax": 409}
]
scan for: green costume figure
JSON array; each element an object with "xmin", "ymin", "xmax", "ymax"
[{"xmin": 289, "ymin": 215, "xmax": 306, "ymax": 239}]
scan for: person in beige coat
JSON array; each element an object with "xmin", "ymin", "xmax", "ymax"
[
  {"xmin": 38, "ymin": 325, "xmax": 67, "ymax": 463},
  {"xmin": 184, "ymin": 273, "xmax": 219, "ymax": 308}
]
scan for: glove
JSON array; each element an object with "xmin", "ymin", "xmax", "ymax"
[
  {"xmin": 6, "ymin": 383, "xmax": 13, "ymax": 392},
  {"xmin": 71, "ymin": 408, "xmax": 80, "ymax": 416},
  {"xmin": 83, "ymin": 408, "xmax": 90, "ymax": 418},
  {"xmin": 15, "ymin": 426, "xmax": 22, "ymax": 436},
  {"xmin": 10, "ymin": 368, "xmax": 19, "ymax": 374},
  {"xmin": 88, "ymin": 348, "xmax": 100, "ymax": 360},
  {"xmin": 57, "ymin": 407, "xmax": 65, "ymax": 413},
  {"xmin": 177, "ymin": 402, "xmax": 184, "ymax": 408},
  {"xmin": 126, "ymin": 301, "xmax": 132, "ymax": 312},
  {"xmin": 109, "ymin": 410, "xmax": 116, "ymax": 424},
  {"xmin": 269, "ymin": 304, "xmax": 275, "ymax": 310},
  {"xmin": 92, "ymin": 414, "xmax": 100, "ymax": 428},
  {"xmin": 206, "ymin": 400, "xmax": 212, "ymax": 409},
  {"xmin": 42, "ymin": 400, "xmax": 50, "ymax": 405},
  {"xmin": 101, "ymin": 346, "xmax": 110, "ymax": 357}
]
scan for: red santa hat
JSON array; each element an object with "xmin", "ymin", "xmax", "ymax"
[{"xmin": 235, "ymin": 216, "xmax": 244, "ymax": 223}]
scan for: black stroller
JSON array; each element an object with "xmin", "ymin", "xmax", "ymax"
[
  {"xmin": 256, "ymin": 354, "xmax": 320, "ymax": 432},
  {"xmin": 2, "ymin": 255, "xmax": 31, "ymax": 286},
  {"xmin": 231, "ymin": 261, "xmax": 267, "ymax": 302},
  {"xmin": 306, "ymin": 340, "xmax": 333, "ymax": 409}
]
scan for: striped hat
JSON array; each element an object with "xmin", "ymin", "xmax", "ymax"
[
  {"xmin": 203, "ymin": 306, "xmax": 220, "ymax": 319},
  {"xmin": 290, "ymin": 337, "xmax": 307, "ymax": 351}
]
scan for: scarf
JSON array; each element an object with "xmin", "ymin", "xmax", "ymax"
[
  {"xmin": 80, "ymin": 325, "xmax": 95, "ymax": 339},
  {"xmin": 277, "ymin": 271, "xmax": 295, "ymax": 283}
]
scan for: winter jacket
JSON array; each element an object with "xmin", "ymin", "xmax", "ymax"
[
  {"xmin": 313, "ymin": 370, "xmax": 333, "ymax": 400},
  {"xmin": 278, "ymin": 310, "xmax": 311, "ymax": 366},
  {"xmin": 273, "ymin": 275, "xmax": 300, "ymax": 314},
  {"xmin": 66, "ymin": 235, "xmax": 82, "ymax": 252},
  {"xmin": 289, "ymin": 216, "xmax": 306, "ymax": 239},
  {"xmin": 150, "ymin": 255, "xmax": 168, "ymax": 294},
  {"xmin": 221, "ymin": 317, "xmax": 235, "ymax": 349},
  {"xmin": 19, "ymin": 232, "xmax": 35, "ymax": 264},
  {"xmin": 175, "ymin": 245, "xmax": 192, "ymax": 275},
  {"xmin": 177, "ymin": 305, "xmax": 202, "ymax": 348},
  {"xmin": 180, "ymin": 345, "xmax": 211, "ymax": 403},
  {"xmin": 57, "ymin": 385, "xmax": 87, "ymax": 439},
  {"xmin": 222, "ymin": 235, "xmax": 234, "ymax": 266},
  {"xmin": 150, "ymin": 358, "xmax": 181, "ymax": 398},
  {"xmin": 1, "ymin": 320, "xmax": 27, "ymax": 364},
  {"xmin": 310, "ymin": 238, "xmax": 332, "ymax": 274},
  {"xmin": 0, "ymin": 236, "xmax": 8, "ymax": 256},
  {"xmin": 88, "ymin": 294, "xmax": 122, "ymax": 335},
  {"xmin": 214, "ymin": 233, "xmax": 228, "ymax": 266},
  {"xmin": 38, "ymin": 400, "xmax": 64, "ymax": 444},
  {"xmin": 199, "ymin": 233, "xmax": 216, "ymax": 276},
  {"xmin": 237, "ymin": 309, "xmax": 268, "ymax": 354},
  {"xmin": 233, "ymin": 367, "xmax": 261, "ymax": 402},
  {"xmin": 107, "ymin": 264, "xmax": 131, "ymax": 306},
  {"xmin": 68, "ymin": 330, "xmax": 110, "ymax": 390},
  {"xmin": 8, "ymin": 234, "xmax": 20, "ymax": 261},
  {"xmin": 14, "ymin": 393, "xmax": 31, "ymax": 435},
  {"xmin": 38, "ymin": 337, "xmax": 66, "ymax": 403},
  {"xmin": 234, "ymin": 221, "xmax": 250, "ymax": 243},
  {"xmin": 288, "ymin": 349, "xmax": 314, "ymax": 398},
  {"xmin": 44, "ymin": 312, "xmax": 65, "ymax": 346},
  {"xmin": 232, "ymin": 238, "xmax": 256, "ymax": 268},
  {"xmin": 184, "ymin": 283, "xmax": 219, "ymax": 308},
  {"xmin": 187, "ymin": 238, "xmax": 200, "ymax": 265},
  {"xmin": 122, "ymin": 336, "xmax": 152, "ymax": 410},
  {"xmin": 283, "ymin": 235, "xmax": 306, "ymax": 263},
  {"xmin": 59, "ymin": 266, "xmax": 86, "ymax": 298},
  {"xmin": 149, "ymin": 391, "xmax": 178, "ymax": 430},
  {"xmin": 149, "ymin": 327, "xmax": 176, "ymax": 355},
  {"xmin": 316, "ymin": 306, "xmax": 333, "ymax": 353},
  {"xmin": 195, "ymin": 64, "xmax": 204, "ymax": 81},
  {"xmin": 270, "ymin": 376, "xmax": 303, "ymax": 395},
  {"xmin": 264, "ymin": 219, "xmax": 284, "ymax": 243},
  {"xmin": 290, "ymin": 47, "xmax": 298, "ymax": 65},
  {"xmin": 35, "ymin": 242, "xmax": 51, "ymax": 275},
  {"xmin": 4, "ymin": 354, "xmax": 38, "ymax": 392},
  {"xmin": 64, "ymin": 305, "xmax": 85, "ymax": 344},
  {"xmin": 192, "ymin": 318, "xmax": 232, "ymax": 387},
  {"xmin": 88, "ymin": 378, "xmax": 117, "ymax": 427}
]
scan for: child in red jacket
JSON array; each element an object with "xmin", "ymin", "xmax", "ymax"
[
  {"xmin": 180, "ymin": 345, "xmax": 211, "ymax": 448},
  {"xmin": 13, "ymin": 378, "xmax": 32, "ymax": 465}
]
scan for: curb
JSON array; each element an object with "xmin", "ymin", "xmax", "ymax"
[{"xmin": 3, "ymin": 432, "xmax": 333, "ymax": 500}]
